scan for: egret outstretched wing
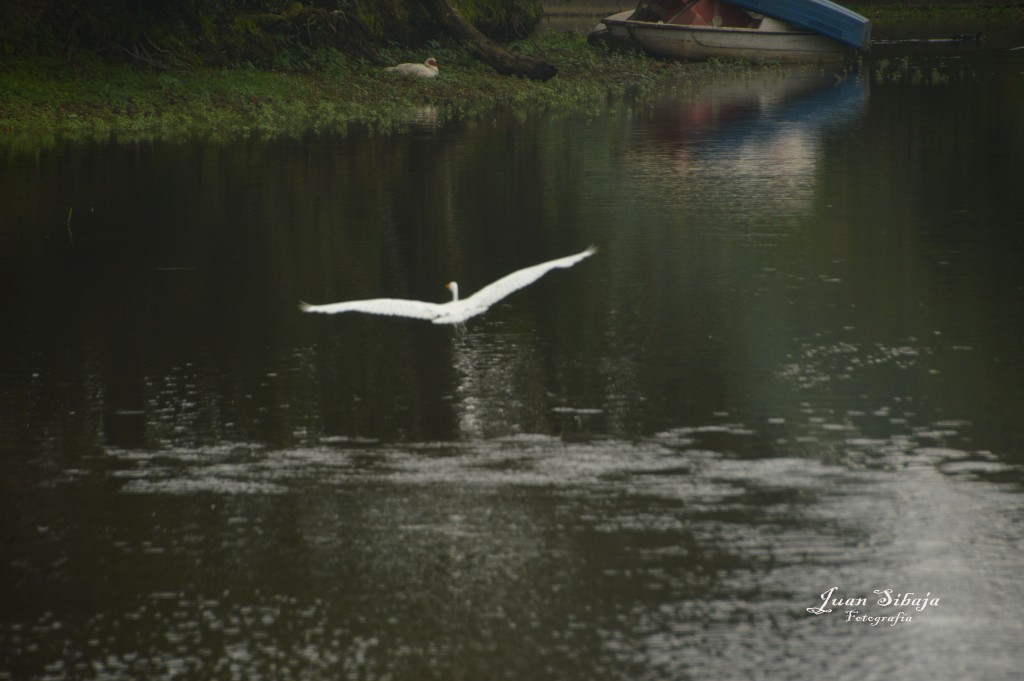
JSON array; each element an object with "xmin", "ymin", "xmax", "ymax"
[
  {"xmin": 463, "ymin": 246, "xmax": 596, "ymax": 314},
  {"xmin": 299, "ymin": 246, "xmax": 595, "ymax": 325},
  {"xmin": 299, "ymin": 298, "xmax": 446, "ymax": 320}
]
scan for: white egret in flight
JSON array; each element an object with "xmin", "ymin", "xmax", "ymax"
[{"xmin": 300, "ymin": 246, "xmax": 595, "ymax": 325}]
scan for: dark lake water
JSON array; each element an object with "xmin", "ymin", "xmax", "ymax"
[{"xmin": 3, "ymin": 33, "xmax": 1024, "ymax": 681}]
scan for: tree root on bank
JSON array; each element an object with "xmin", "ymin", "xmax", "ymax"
[{"xmin": 419, "ymin": 0, "xmax": 557, "ymax": 81}]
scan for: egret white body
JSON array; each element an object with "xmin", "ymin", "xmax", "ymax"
[
  {"xmin": 385, "ymin": 58, "xmax": 439, "ymax": 78},
  {"xmin": 300, "ymin": 247, "xmax": 595, "ymax": 325}
]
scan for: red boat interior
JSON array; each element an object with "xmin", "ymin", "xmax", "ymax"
[{"xmin": 632, "ymin": 0, "xmax": 759, "ymax": 28}]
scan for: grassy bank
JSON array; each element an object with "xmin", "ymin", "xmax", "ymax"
[
  {"xmin": 850, "ymin": 2, "xmax": 1024, "ymax": 19},
  {"xmin": 4, "ymin": 3, "xmax": 1017, "ymax": 148},
  {"xmin": 1, "ymin": 31, "xmax": 737, "ymax": 148},
  {"xmin": 3, "ymin": 22, "xmax": 824, "ymax": 150}
]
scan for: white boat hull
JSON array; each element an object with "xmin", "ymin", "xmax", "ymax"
[{"xmin": 600, "ymin": 11, "xmax": 850, "ymax": 63}]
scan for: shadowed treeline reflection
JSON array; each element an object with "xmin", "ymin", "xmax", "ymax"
[
  {"xmin": 1, "ymin": 123, "xmax": 600, "ymax": 447},
  {"xmin": 3, "ymin": 65, "xmax": 1024, "ymax": 452}
]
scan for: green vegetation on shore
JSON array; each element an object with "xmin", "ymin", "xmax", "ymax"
[
  {"xmin": 1, "ymin": 32, "xmax": 744, "ymax": 147},
  {"xmin": 850, "ymin": 2, "xmax": 1024, "ymax": 22},
  {"xmin": 2, "ymin": 2, "xmax": 1019, "ymax": 148}
]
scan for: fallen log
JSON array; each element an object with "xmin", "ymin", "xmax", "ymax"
[{"xmin": 419, "ymin": 0, "xmax": 557, "ymax": 81}]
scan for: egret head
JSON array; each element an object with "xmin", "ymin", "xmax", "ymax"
[{"xmin": 445, "ymin": 281, "xmax": 459, "ymax": 301}]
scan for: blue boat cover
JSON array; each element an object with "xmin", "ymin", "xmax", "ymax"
[{"xmin": 728, "ymin": 0, "xmax": 871, "ymax": 50}]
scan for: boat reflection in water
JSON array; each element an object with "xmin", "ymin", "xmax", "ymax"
[{"xmin": 625, "ymin": 69, "xmax": 868, "ymax": 225}]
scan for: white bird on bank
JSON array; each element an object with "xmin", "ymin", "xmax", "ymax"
[
  {"xmin": 384, "ymin": 57, "xmax": 439, "ymax": 78},
  {"xmin": 300, "ymin": 246, "xmax": 596, "ymax": 325}
]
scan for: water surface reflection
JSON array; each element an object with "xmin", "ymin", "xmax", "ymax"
[
  {"xmin": 3, "ymin": 50, "xmax": 1024, "ymax": 681},
  {"xmin": 5, "ymin": 427, "xmax": 1021, "ymax": 680},
  {"xmin": 629, "ymin": 70, "xmax": 867, "ymax": 225}
]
